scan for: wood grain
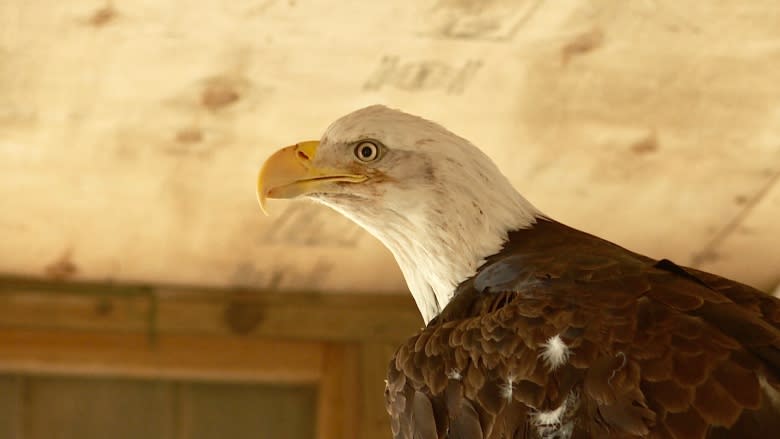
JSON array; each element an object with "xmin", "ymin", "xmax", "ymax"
[
  {"xmin": 0, "ymin": 375, "xmax": 21, "ymax": 439},
  {"xmin": 317, "ymin": 343, "xmax": 361, "ymax": 439},
  {"xmin": 0, "ymin": 277, "xmax": 422, "ymax": 342},
  {"xmin": 0, "ymin": 329, "xmax": 325, "ymax": 383}
]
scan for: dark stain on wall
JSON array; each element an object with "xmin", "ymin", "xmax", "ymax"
[{"xmin": 87, "ymin": 4, "xmax": 118, "ymax": 28}]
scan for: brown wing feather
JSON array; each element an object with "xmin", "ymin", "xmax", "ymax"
[{"xmin": 385, "ymin": 220, "xmax": 780, "ymax": 439}]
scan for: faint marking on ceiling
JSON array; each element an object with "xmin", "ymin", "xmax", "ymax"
[
  {"xmin": 259, "ymin": 203, "xmax": 365, "ymax": 248},
  {"xmin": 162, "ymin": 125, "xmax": 232, "ymax": 159},
  {"xmin": 175, "ymin": 127, "xmax": 204, "ymax": 144},
  {"xmin": 691, "ymin": 168, "xmax": 780, "ymax": 267},
  {"xmin": 85, "ymin": 3, "xmax": 118, "ymax": 28},
  {"xmin": 230, "ymin": 258, "xmax": 335, "ymax": 291},
  {"xmin": 0, "ymin": 221, "xmax": 27, "ymax": 232},
  {"xmin": 363, "ymin": 56, "xmax": 482, "ymax": 95},
  {"xmin": 0, "ymin": 109, "xmax": 37, "ymax": 130},
  {"xmin": 44, "ymin": 248, "xmax": 78, "ymax": 280},
  {"xmin": 421, "ymin": 0, "xmax": 543, "ymax": 41},
  {"xmin": 239, "ymin": 0, "xmax": 279, "ymax": 17},
  {"xmin": 734, "ymin": 195, "xmax": 749, "ymax": 206},
  {"xmin": 164, "ymin": 48, "xmax": 272, "ymax": 118},
  {"xmin": 582, "ymin": 128, "xmax": 663, "ymax": 184},
  {"xmin": 634, "ymin": 0, "xmax": 702, "ymax": 34},
  {"xmin": 150, "ymin": 64, "xmax": 266, "ymax": 159},
  {"xmin": 630, "ymin": 131, "xmax": 659, "ymax": 155},
  {"xmin": 201, "ymin": 76, "xmax": 245, "ymax": 112},
  {"xmin": 561, "ymin": 28, "xmax": 605, "ymax": 65}
]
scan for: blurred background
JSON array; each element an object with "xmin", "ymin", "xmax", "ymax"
[{"xmin": 1, "ymin": 1, "xmax": 779, "ymax": 438}]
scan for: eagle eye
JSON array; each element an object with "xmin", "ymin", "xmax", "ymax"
[{"xmin": 354, "ymin": 141, "xmax": 380, "ymax": 162}]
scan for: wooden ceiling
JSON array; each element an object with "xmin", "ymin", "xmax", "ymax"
[{"xmin": 1, "ymin": 0, "xmax": 778, "ymax": 296}]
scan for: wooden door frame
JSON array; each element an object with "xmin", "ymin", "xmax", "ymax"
[{"xmin": 0, "ymin": 277, "xmax": 421, "ymax": 439}]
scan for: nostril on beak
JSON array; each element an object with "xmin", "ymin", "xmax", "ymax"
[{"xmin": 297, "ymin": 150, "xmax": 310, "ymax": 161}]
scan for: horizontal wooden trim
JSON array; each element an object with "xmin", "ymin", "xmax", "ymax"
[
  {"xmin": 0, "ymin": 276, "xmax": 422, "ymax": 343},
  {"xmin": 0, "ymin": 328, "xmax": 325, "ymax": 384}
]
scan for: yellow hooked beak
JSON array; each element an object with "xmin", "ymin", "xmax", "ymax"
[{"xmin": 257, "ymin": 140, "xmax": 367, "ymax": 215}]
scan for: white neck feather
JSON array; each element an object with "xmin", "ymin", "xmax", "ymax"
[
  {"xmin": 319, "ymin": 153, "xmax": 541, "ymax": 324},
  {"xmin": 381, "ymin": 190, "xmax": 538, "ymax": 324}
]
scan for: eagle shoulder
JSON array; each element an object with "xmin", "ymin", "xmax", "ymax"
[{"xmin": 385, "ymin": 220, "xmax": 780, "ymax": 439}]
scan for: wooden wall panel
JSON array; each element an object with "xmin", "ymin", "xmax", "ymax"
[
  {"xmin": 0, "ymin": 375, "xmax": 21, "ymax": 439},
  {"xmin": 317, "ymin": 344, "xmax": 360, "ymax": 439},
  {"xmin": 179, "ymin": 382, "xmax": 316, "ymax": 439},
  {"xmin": 0, "ymin": 279, "xmax": 420, "ymax": 439},
  {"xmin": 24, "ymin": 376, "xmax": 173, "ymax": 439},
  {"xmin": 1, "ymin": 374, "xmax": 319, "ymax": 439},
  {"xmin": 359, "ymin": 343, "xmax": 400, "ymax": 439}
]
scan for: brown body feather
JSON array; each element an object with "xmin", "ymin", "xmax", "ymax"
[{"xmin": 385, "ymin": 219, "xmax": 780, "ymax": 438}]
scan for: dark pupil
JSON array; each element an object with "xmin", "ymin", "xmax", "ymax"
[{"xmin": 361, "ymin": 145, "xmax": 373, "ymax": 158}]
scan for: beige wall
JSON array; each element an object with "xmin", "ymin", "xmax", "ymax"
[{"xmin": 1, "ymin": 0, "xmax": 778, "ymax": 292}]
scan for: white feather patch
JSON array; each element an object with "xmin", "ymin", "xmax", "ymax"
[
  {"xmin": 760, "ymin": 375, "xmax": 780, "ymax": 410},
  {"xmin": 532, "ymin": 391, "xmax": 578, "ymax": 438},
  {"xmin": 534, "ymin": 403, "xmax": 565, "ymax": 426},
  {"xmin": 539, "ymin": 335, "xmax": 570, "ymax": 370},
  {"xmin": 499, "ymin": 376, "xmax": 515, "ymax": 400},
  {"xmin": 446, "ymin": 368, "xmax": 462, "ymax": 380}
]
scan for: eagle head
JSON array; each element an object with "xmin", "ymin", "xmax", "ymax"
[{"xmin": 258, "ymin": 105, "xmax": 540, "ymax": 322}]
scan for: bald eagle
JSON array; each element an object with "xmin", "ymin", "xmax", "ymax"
[{"xmin": 258, "ymin": 105, "xmax": 780, "ymax": 438}]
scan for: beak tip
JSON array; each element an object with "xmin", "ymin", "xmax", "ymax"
[{"xmin": 257, "ymin": 191, "xmax": 270, "ymax": 216}]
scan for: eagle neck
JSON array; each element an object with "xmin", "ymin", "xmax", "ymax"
[{"xmin": 378, "ymin": 189, "xmax": 541, "ymax": 324}]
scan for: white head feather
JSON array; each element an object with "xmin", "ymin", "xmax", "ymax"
[{"xmin": 308, "ymin": 105, "xmax": 542, "ymax": 323}]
